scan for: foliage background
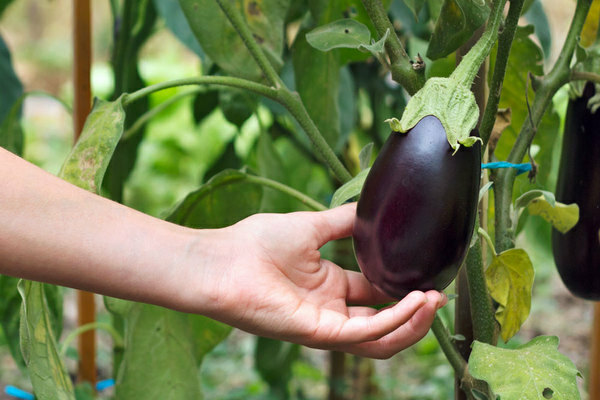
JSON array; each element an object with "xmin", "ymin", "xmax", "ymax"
[{"xmin": 0, "ymin": 0, "xmax": 596, "ymax": 398}]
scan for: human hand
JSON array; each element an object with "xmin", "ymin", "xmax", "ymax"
[{"xmin": 182, "ymin": 203, "xmax": 446, "ymax": 359}]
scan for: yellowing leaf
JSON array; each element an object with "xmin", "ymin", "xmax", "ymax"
[
  {"xmin": 485, "ymin": 248, "xmax": 534, "ymax": 342},
  {"xmin": 528, "ymin": 195, "xmax": 579, "ymax": 234},
  {"xmin": 580, "ymin": 0, "xmax": 600, "ymax": 47}
]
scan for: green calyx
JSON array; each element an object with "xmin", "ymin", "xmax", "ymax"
[
  {"xmin": 387, "ymin": 0, "xmax": 507, "ymax": 153},
  {"xmin": 386, "ymin": 77, "xmax": 481, "ymax": 153}
]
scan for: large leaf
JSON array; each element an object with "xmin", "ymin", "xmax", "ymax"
[
  {"xmin": 0, "ymin": 93, "xmax": 25, "ymax": 155},
  {"xmin": 115, "ymin": 304, "xmax": 202, "ymax": 399},
  {"xmin": 490, "ymin": 25, "xmax": 559, "ymax": 193},
  {"xmin": 0, "ymin": 34, "xmax": 23, "ymax": 154},
  {"xmin": 151, "ymin": 0, "xmax": 205, "ymax": 60},
  {"xmin": 257, "ymin": 132, "xmax": 296, "ymax": 212},
  {"xmin": 527, "ymin": 196, "xmax": 579, "ymax": 234},
  {"xmin": 485, "ymin": 248, "xmax": 534, "ymax": 342},
  {"xmin": 18, "ymin": 280, "xmax": 75, "ymax": 400},
  {"xmin": 523, "ymin": 0, "xmax": 551, "ymax": 58},
  {"xmin": 0, "ymin": 275, "xmax": 25, "ymax": 370},
  {"xmin": 426, "ymin": 0, "xmax": 490, "ymax": 60},
  {"xmin": 330, "ymin": 168, "xmax": 370, "ymax": 208},
  {"xmin": 167, "ymin": 169, "xmax": 263, "ymax": 228},
  {"xmin": 469, "ymin": 336, "xmax": 581, "ymax": 399},
  {"xmin": 178, "ymin": 0, "xmax": 290, "ymax": 80},
  {"xmin": 580, "ymin": 0, "xmax": 600, "ymax": 48},
  {"xmin": 293, "ymin": 27, "xmax": 341, "ymax": 150},
  {"xmin": 254, "ymin": 337, "xmax": 300, "ymax": 398},
  {"xmin": 59, "ymin": 97, "xmax": 126, "ymax": 193}
]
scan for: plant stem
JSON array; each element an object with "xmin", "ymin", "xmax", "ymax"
[
  {"xmin": 451, "ymin": 0, "xmax": 508, "ymax": 88},
  {"xmin": 245, "ymin": 174, "xmax": 328, "ymax": 211},
  {"xmin": 60, "ymin": 322, "xmax": 124, "ymax": 357},
  {"xmin": 214, "ymin": 0, "xmax": 283, "ymax": 88},
  {"xmin": 122, "ymin": 76, "xmax": 279, "ymax": 106},
  {"xmin": 122, "ymin": 88, "xmax": 201, "ymax": 140},
  {"xmin": 431, "ymin": 315, "xmax": 468, "ymax": 379},
  {"xmin": 493, "ymin": 0, "xmax": 593, "ymax": 253},
  {"xmin": 480, "ymin": 0, "xmax": 525, "ymax": 147},
  {"xmin": 360, "ymin": 0, "xmax": 425, "ymax": 95},
  {"xmin": 465, "ymin": 238, "xmax": 497, "ymax": 344},
  {"xmin": 571, "ymin": 70, "xmax": 600, "ymax": 84},
  {"xmin": 279, "ymin": 91, "xmax": 353, "ymax": 183}
]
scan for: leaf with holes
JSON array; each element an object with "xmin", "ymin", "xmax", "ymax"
[{"xmin": 469, "ymin": 336, "xmax": 581, "ymax": 399}]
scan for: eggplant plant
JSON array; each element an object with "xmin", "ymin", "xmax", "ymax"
[{"xmin": 0, "ymin": 0, "xmax": 599, "ymax": 399}]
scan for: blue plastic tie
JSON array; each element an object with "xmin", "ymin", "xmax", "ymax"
[
  {"xmin": 4, "ymin": 386, "xmax": 35, "ymax": 400},
  {"xmin": 481, "ymin": 162, "xmax": 531, "ymax": 176},
  {"xmin": 96, "ymin": 378, "xmax": 116, "ymax": 391}
]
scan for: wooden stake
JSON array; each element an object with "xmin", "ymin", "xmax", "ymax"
[
  {"xmin": 590, "ymin": 302, "xmax": 600, "ymax": 400},
  {"xmin": 73, "ymin": 0, "xmax": 95, "ymax": 386}
]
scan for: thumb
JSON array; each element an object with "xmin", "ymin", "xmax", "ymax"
[{"xmin": 303, "ymin": 202, "xmax": 357, "ymax": 248}]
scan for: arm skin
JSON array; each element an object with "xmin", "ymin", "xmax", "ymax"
[{"xmin": 0, "ymin": 146, "xmax": 446, "ymax": 359}]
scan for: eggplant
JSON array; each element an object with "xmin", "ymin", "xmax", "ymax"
[
  {"xmin": 552, "ymin": 82, "xmax": 600, "ymax": 300},
  {"xmin": 353, "ymin": 115, "xmax": 481, "ymax": 299}
]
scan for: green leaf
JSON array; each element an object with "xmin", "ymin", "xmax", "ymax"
[
  {"xmin": 0, "ymin": 275, "xmax": 25, "ymax": 370},
  {"xmin": 485, "ymin": 249, "xmax": 534, "ymax": 342},
  {"xmin": 528, "ymin": 196, "xmax": 579, "ymax": 234},
  {"xmin": 403, "ymin": 0, "xmax": 427, "ymax": 19},
  {"xmin": 187, "ymin": 314, "xmax": 232, "ymax": 361},
  {"xmin": 255, "ymin": 337, "xmax": 300, "ymax": 397},
  {"xmin": 469, "ymin": 336, "xmax": 581, "ymax": 400},
  {"xmin": 523, "ymin": 0, "xmax": 552, "ymax": 58},
  {"xmin": 178, "ymin": 0, "xmax": 289, "ymax": 80},
  {"xmin": 358, "ymin": 142, "xmax": 373, "ymax": 171},
  {"xmin": 152, "ymin": 0, "xmax": 205, "ymax": 60},
  {"xmin": 426, "ymin": 0, "xmax": 490, "ymax": 60},
  {"xmin": 115, "ymin": 304, "xmax": 202, "ymax": 399},
  {"xmin": 18, "ymin": 280, "xmax": 75, "ymax": 400},
  {"xmin": 58, "ymin": 97, "xmax": 126, "ymax": 194},
  {"xmin": 0, "ymin": 91, "xmax": 24, "ymax": 156},
  {"xmin": 257, "ymin": 132, "xmax": 295, "ymax": 213},
  {"xmin": 0, "ymin": 34, "xmax": 23, "ymax": 154},
  {"xmin": 219, "ymin": 88, "xmax": 258, "ymax": 129},
  {"xmin": 330, "ymin": 168, "xmax": 370, "ymax": 208},
  {"xmin": 514, "ymin": 189, "xmax": 556, "ymax": 210},
  {"xmin": 167, "ymin": 169, "xmax": 263, "ymax": 228},
  {"xmin": 192, "ymin": 89, "xmax": 219, "ymax": 124},
  {"xmin": 306, "ymin": 19, "xmax": 371, "ymax": 51},
  {"xmin": 293, "ymin": 27, "xmax": 341, "ymax": 150}
]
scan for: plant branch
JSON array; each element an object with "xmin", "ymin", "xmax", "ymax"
[
  {"xmin": 431, "ymin": 314, "xmax": 468, "ymax": 379},
  {"xmin": 571, "ymin": 70, "xmax": 600, "ymax": 84},
  {"xmin": 493, "ymin": 0, "xmax": 593, "ymax": 253},
  {"xmin": 245, "ymin": 174, "xmax": 328, "ymax": 211},
  {"xmin": 215, "ymin": 0, "xmax": 283, "ymax": 88},
  {"xmin": 60, "ymin": 322, "xmax": 124, "ymax": 357},
  {"xmin": 122, "ymin": 88, "xmax": 202, "ymax": 140},
  {"xmin": 480, "ymin": 0, "xmax": 525, "ymax": 147},
  {"xmin": 360, "ymin": 0, "xmax": 425, "ymax": 95}
]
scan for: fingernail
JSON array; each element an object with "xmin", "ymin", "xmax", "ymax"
[{"xmin": 438, "ymin": 291, "xmax": 446, "ymax": 307}]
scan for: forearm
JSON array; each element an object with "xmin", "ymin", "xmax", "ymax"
[{"xmin": 0, "ymin": 147, "xmax": 201, "ymax": 311}]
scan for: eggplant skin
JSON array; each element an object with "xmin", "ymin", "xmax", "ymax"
[
  {"xmin": 352, "ymin": 115, "xmax": 481, "ymax": 299},
  {"xmin": 552, "ymin": 83, "xmax": 600, "ymax": 300}
]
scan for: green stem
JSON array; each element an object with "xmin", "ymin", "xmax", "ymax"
[
  {"xmin": 494, "ymin": 0, "xmax": 593, "ymax": 253},
  {"xmin": 123, "ymin": 76, "xmax": 352, "ymax": 183},
  {"xmin": 431, "ymin": 315, "xmax": 468, "ymax": 379},
  {"xmin": 477, "ymin": 227, "xmax": 497, "ymax": 257},
  {"xmin": 451, "ymin": 0, "xmax": 508, "ymax": 88},
  {"xmin": 245, "ymin": 174, "xmax": 328, "ymax": 211},
  {"xmin": 480, "ymin": 0, "xmax": 525, "ymax": 146},
  {"xmin": 122, "ymin": 88, "xmax": 202, "ymax": 140},
  {"xmin": 571, "ymin": 70, "xmax": 600, "ymax": 84},
  {"xmin": 214, "ymin": 0, "xmax": 283, "ymax": 88},
  {"xmin": 360, "ymin": 0, "xmax": 425, "ymax": 95},
  {"xmin": 60, "ymin": 322, "xmax": 124, "ymax": 357},
  {"xmin": 279, "ymin": 91, "xmax": 353, "ymax": 183},
  {"xmin": 465, "ymin": 238, "xmax": 497, "ymax": 344},
  {"xmin": 123, "ymin": 76, "xmax": 279, "ymax": 106}
]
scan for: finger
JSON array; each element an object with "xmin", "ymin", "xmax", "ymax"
[
  {"xmin": 335, "ymin": 290, "xmax": 443, "ymax": 359},
  {"xmin": 318, "ymin": 290, "xmax": 428, "ymax": 345},
  {"xmin": 300, "ymin": 203, "xmax": 356, "ymax": 248},
  {"xmin": 345, "ymin": 270, "xmax": 396, "ymax": 305}
]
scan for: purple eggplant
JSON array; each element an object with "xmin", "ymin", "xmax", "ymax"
[
  {"xmin": 552, "ymin": 82, "xmax": 600, "ymax": 300},
  {"xmin": 353, "ymin": 115, "xmax": 481, "ymax": 299}
]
